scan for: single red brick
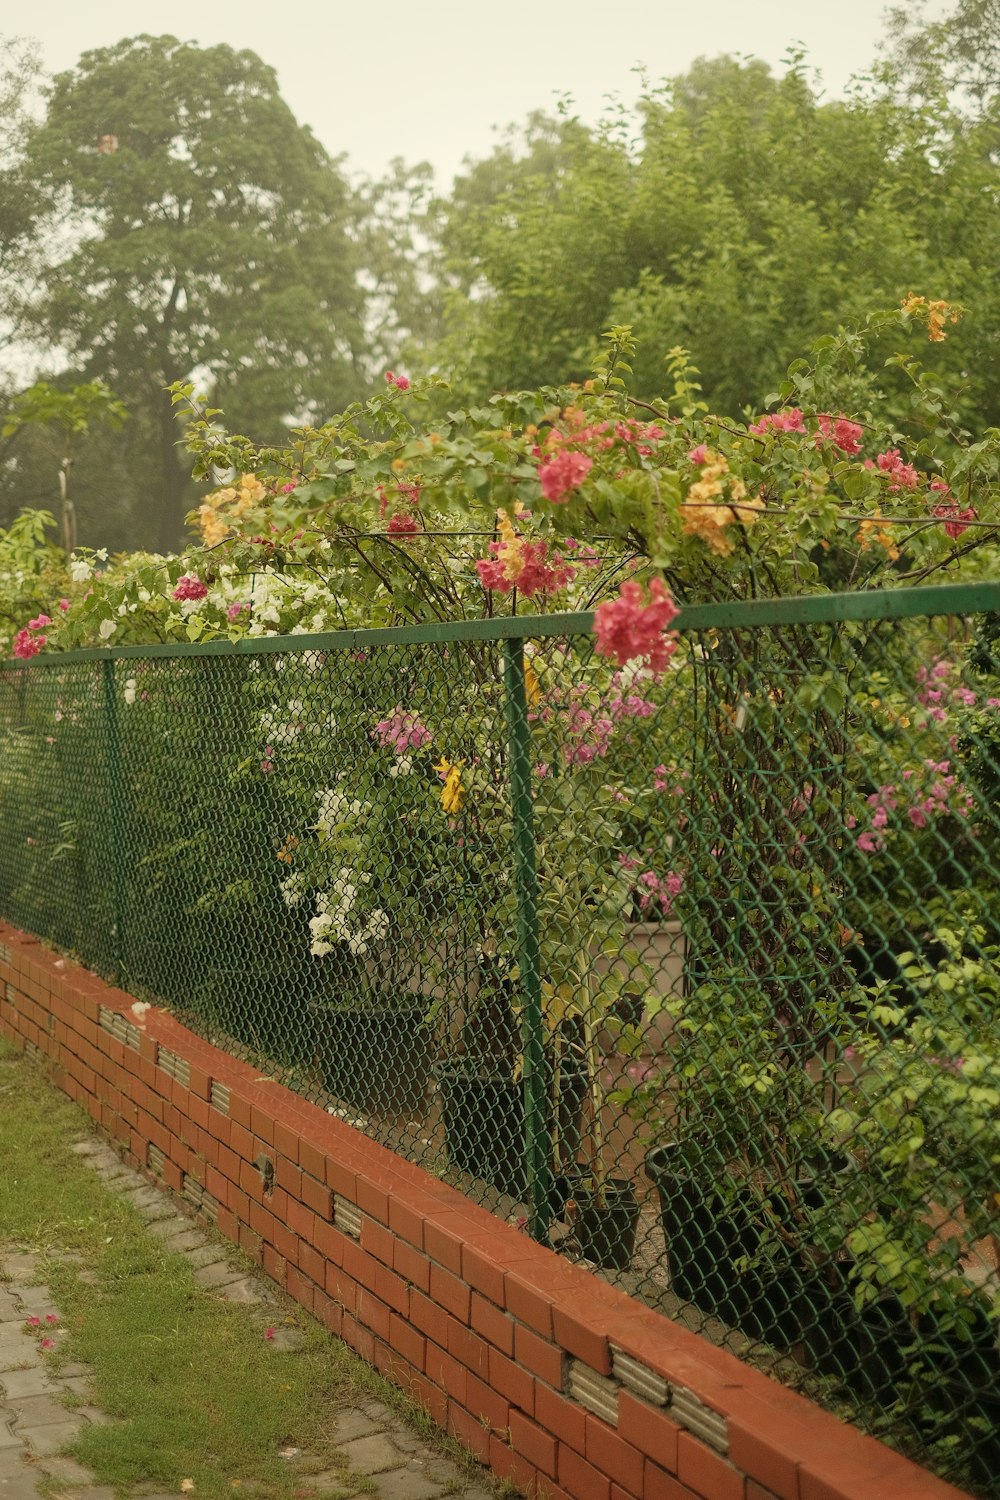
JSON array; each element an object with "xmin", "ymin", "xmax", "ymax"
[
  {"xmin": 446, "ymin": 1319, "xmax": 491, "ymax": 1381},
  {"xmin": 676, "ymin": 1432, "xmax": 744, "ymax": 1500},
  {"xmin": 360, "ymin": 1217, "xmax": 395, "ymax": 1267},
  {"xmin": 387, "ymin": 1311, "xmax": 425, "ymax": 1372},
  {"xmin": 447, "ymin": 1400, "xmax": 492, "ymax": 1465},
  {"xmin": 535, "ymin": 1382, "xmax": 587, "ymax": 1452},
  {"xmin": 275, "ymin": 1154, "xmax": 303, "ymax": 1199},
  {"xmin": 462, "ymin": 1239, "xmax": 508, "ymax": 1306},
  {"xmin": 424, "ymin": 1343, "xmax": 468, "ymax": 1407},
  {"xmin": 559, "ymin": 1443, "xmax": 611, "ymax": 1500},
  {"xmin": 644, "ymin": 1462, "xmax": 700, "ymax": 1500},
  {"xmin": 505, "ymin": 1268, "xmax": 555, "ymax": 1338},
  {"xmin": 393, "ymin": 1239, "xmax": 431, "ymax": 1293},
  {"xmin": 408, "ymin": 1288, "xmax": 447, "ymax": 1343},
  {"xmin": 551, "ymin": 1302, "xmax": 611, "ymax": 1376},
  {"xmin": 424, "ymin": 1214, "xmax": 466, "ymax": 1274},
  {"xmin": 298, "ymin": 1137, "xmax": 327, "ymax": 1183},
  {"xmin": 285, "ymin": 1197, "xmax": 315, "ymax": 1243},
  {"xmin": 313, "ymin": 1288, "xmax": 343, "ymax": 1338},
  {"xmin": 429, "ymin": 1262, "xmax": 471, "ymax": 1323},
  {"xmin": 728, "ymin": 1416, "xmax": 799, "ymax": 1500},
  {"xmin": 228, "ymin": 1092, "xmax": 253, "ymax": 1129},
  {"xmin": 515, "ymin": 1323, "xmax": 564, "ymax": 1389},
  {"xmin": 301, "ymin": 1172, "xmax": 332, "ymax": 1220},
  {"xmin": 373, "ymin": 1263, "xmax": 409, "ymax": 1317},
  {"xmin": 325, "ymin": 1263, "xmax": 358, "ymax": 1315},
  {"xmin": 273, "ymin": 1121, "xmax": 300, "ymax": 1164},
  {"xmin": 298, "ymin": 1241, "xmax": 326, "ymax": 1290},
  {"xmin": 490, "ymin": 1435, "xmax": 541, "ymax": 1496},
  {"xmin": 617, "ymin": 1392, "xmax": 679, "ymax": 1474},
  {"xmin": 585, "ymin": 1415, "xmax": 643, "ymax": 1496},
  {"xmin": 286, "ymin": 1265, "xmax": 316, "ymax": 1314},
  {"xmin": 511, "ymin": 1408, "xmax": 559, "ymax": 1479},
  {"xmin": 471, "ymin": 1291, "xmax": 515, "ymax": 1356},
  {"xmin": 354, "ymin": 1175, "xmax": 390, "ymax": 1224},
  {"xmin": 489, "ymin": 1346, "xmax": 535, "ymax": 1416},
  {"xmin": 464, "ymin": 1371, "xmax": 510, "ymax": 1434},
  {"xmin": 341, "ymin": 1313, "xmax": 375, "ymax": 1365},
  {"xmin": 387, "ymin": 1194, "xmax": 426, "ymax": 1249},
  {"xmin": 357, "ymin": 1288, "xmax": 391, "ymax": 1343}
]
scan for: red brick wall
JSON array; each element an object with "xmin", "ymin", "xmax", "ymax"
[{"xmin": 0, "ymin": 922, "xmax": 970, "ymax": 1500}]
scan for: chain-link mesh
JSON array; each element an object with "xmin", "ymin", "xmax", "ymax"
[{"xmin": 0, "ymin": 587, "xmax": 998, "ymax": 1496}]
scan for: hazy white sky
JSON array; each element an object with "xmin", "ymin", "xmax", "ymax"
[{"xmin": 18, "ymin": 0, "xmax": 950, "ymax": 185}]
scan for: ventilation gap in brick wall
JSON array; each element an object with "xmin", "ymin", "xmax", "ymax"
[
  {"xmin": 158, "ymin": 1048, "xmax": 190, "ymax": 1086},
  {"xmin": 147, "ymin": 1143, "xmax": 165, "ymax": 1179},
  {"xmin": 333, "ymin": 1195, "xmax": 362, "ymax": 1239},
  {"xmin": 611, "ymin": 1347, "xmax": 670, "ymax": 1406},
  {"xmin": 672, "ymin": 1387, "xmax": 729, "ymax": 1453},
  {"xmin": 568, "ymin": 1361, "xmax": 620, "ymax": 1424},
  {"xmin": 210, "ymin": 1080, "xmax": 230, "ymax": 1114},
  {"xmin": 98, "ymin": 1006, "xmax": 140, "ymax": 1049},
  {"xmin": 4, "ymin": 982, "xmax": 16, "ymax": 1005},
  {"xmin": 182, "ymin": 1175, "xmax": 219, "ymax": 1219}
]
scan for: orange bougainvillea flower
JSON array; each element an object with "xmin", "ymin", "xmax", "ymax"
[{"xmin": 901, "ymin": 292, "xmax": 961, "ymax": 342}]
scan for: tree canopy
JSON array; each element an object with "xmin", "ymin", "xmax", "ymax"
[{"xmin": 20, "ymin": 35, "xmax": 371, "ymax": 549}]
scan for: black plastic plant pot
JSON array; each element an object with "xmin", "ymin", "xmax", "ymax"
[
  {"xmin": 566, "ymin": 1177, "xmax": 640, "ymax": 1271},
  {"xmin": 644, "ymin": 1146, "xmax": 802, "ymax": 1343},
  {"xmin": 437, "ymin": 1068, "xmax": 528, "ymax": 1198},
  {"xmin": 309, "ymin": 1000, "xmax": 431, "ymax": 1117}
]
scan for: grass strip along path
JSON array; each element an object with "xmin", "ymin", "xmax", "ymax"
[{"xmin": 0, "ymin": 1041, "xmax": 504, "ymax": 1500}]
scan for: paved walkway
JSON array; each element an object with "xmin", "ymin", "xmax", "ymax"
[{"xmin": 0, "ymin": 1138, "xmax": 501, "ymax": 1500}]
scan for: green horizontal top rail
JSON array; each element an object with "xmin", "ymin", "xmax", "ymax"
[{"xmin": 1, "ymin": 580, "xmax": 999, "ymax": 670}]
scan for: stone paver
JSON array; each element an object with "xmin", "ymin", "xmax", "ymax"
[
  {"xmin": 16, "ymin": 1419, "xmax": 85, "ymax": 1456},
  {"xmin": 0, "ymin": 1370, "xmax": 59, "ymax": 1400},
  {"xmin": 338, "ymin": 1433, "xmax": 409, "ymax": 1475},
  {"xmin": 371, "ymin": 1469, "xmax": 446, "ymax": 1500}
]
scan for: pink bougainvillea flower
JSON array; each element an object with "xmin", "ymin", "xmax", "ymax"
[
  {"xmin": 172, "ymin": 575, "xmax": 209, "ymax": 602},
  {"xmin": 384, "ymin": 370, "xmax": 394, "ymax": 382},
  {"xmin": 373, "ymin": 707, "xmax": 432, "ymax": 753},
  {"xmin": 27, "ymin": 614, "xmax": 52, "ymax": 630},
  {"xmin": 538, "ymin": 449, "xmax": 593, "ymax": 502},
  {"xmin": 25, "ymin": 1315, "xmax": 41, "ymax": 1328},
  {"xmin": 393, "ymin": 375, "xmax": 410, "ymax": 391},
  {"xmin": 386, "ymin": 512, "xmax": 420, "ymax": 534},
  {"xmin": 265, "ymin": 1326, "xmax": 276, "ymax": 1340},
  {"xmin": 593, "ymin": 578, "xmax": 680, "ymax": 674},
  {"xmin": 45, "ymin": 1313, "xmax": 59, "ymax": 1325},
  {"xmin": 687, "ymin": 444, "xmax": 709, "ymax": 465},
  {"xmin": 226, "ymin": 602, "xmax": 250, "ymax": 621},
  {"xmin": 12, "ymin": 628, "xmax": 43, "ymax": 660},
  {"xmin": 40, "ymin": 1338, "xmax": 56, "ymax": 1351},
  {"xmin": 816, "ymin": 414, "xmax": 864, "ymax": 455},
  {"xmin": 58, "ymin": 598, "xmax": 70, "ymax": 612},
  {"xmin": 932, "ymin": 503, "xmax": 977, "ymax": 538},
  {"xmin": 748, "ymin": 408, "xmax": 805, "ymax": 435},
  {"xmin": 866, "ymin": 449, "xmax": 919, "ymax": 491}
]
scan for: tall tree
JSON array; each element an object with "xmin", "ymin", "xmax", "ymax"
[
  {"xmin": 0, "ymin": 36, "xmax": 44, "ymax": 359},
  {"xmin": 425, "ymin": 53, "xmax": 1000, "ymax": 425},
  {"xmin": 23, "ymin": 35, "xmax": 370, "ymax": 550}
]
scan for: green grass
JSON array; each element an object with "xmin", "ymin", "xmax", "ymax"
[{"xmin": 0, "ymin": 1040, "xmax": 496, "ymax": 1499}]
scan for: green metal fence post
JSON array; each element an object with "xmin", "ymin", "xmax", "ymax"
[
  {"xmin": 101, "ymin": 656, "xmax": 128, "ymax": 985},
  {"xmin": 502, "ymin": 637, "xmax": 553, "ymax": 1245}
]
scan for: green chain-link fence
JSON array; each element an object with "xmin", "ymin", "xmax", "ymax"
[{"xmin": 0, "ymin": 582, "xmax": 998, "ymax": 1495}]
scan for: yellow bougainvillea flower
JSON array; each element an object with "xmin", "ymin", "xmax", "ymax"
[
  {"xmin": 434, "ymin": 757, "xmax": 466, "ymax": 815},
  {"xmin": 901, "ymin": 292, "xmax": 961, "ymax": 342},
  {"xmin": 856, "ymin": 510, "xmax": 900, "ymax": 561},
  {"xmin": 681, "ymin": 459, "xmax": 765, "ymax": 556},
  {"xmin": 276, "ymin": 834, "xmax": 299, "ymax": 865},
  {"xmin": 523, "ymin": 657, "xmax": 541, "ymax": 705},
  {"xmin": 495, "ymin": 508, "xmax": 526, "ymax": 583}
]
